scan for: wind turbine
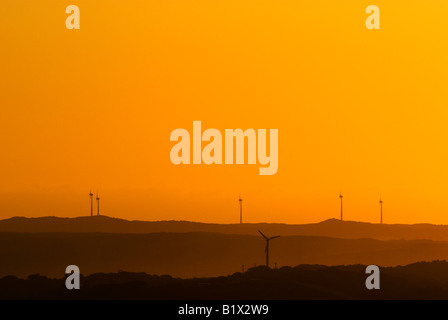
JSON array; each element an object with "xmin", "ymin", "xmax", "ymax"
[
  {"xmin": 379, "ymin": 197, "xmax": 383, "ymax": 224},
  {"xmin": 239, "ymin": 195, "xmax": 243, "ymax": 224},
  {"xmin": 89, "ymin": 190, "xmax": 94, "ymax": 217},
  {"xmin": 339, "ymin": 192, "xmax": 343, "ymax": 221},
  {"xmin": 96, "ymin": 192, "xmax": 100, "ymax": 216},
  {"xmin": 258, "ymin": 230, "xmax": 280, "ymax": 268}
]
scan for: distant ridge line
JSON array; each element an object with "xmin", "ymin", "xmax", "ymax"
[{"xmin": 0, "ymin": 215, "xmax": 447, "ymax": 241}]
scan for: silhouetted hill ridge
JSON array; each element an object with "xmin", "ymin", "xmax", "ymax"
[
  {"xmin": 2, "ymin": 231, "xmax": 448, "ymax": 278},
  {"xmin": 2, "ymin": 215, "xmax": 448, "ymax": 241}
]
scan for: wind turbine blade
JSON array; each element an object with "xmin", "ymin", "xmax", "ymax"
[
  {"xmin": 269, "ymin": 235, "xmax": 280, "ymax": 240},
  {"xmin": 258, "ymin": 230, "xmax": 268, "ymax": 240}
]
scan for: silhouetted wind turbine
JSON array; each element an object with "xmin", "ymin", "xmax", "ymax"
[
  {"xmin": 339, "ymin": 192, "xmax": 343, "ymax": 221},
  {"xmin": 258, "ymin": 230, "xmax": 280, "ymax": 268},
  {"xmin": 89, "ymin": 190, "xmax": 94, "ymax": 217},
  {"xmin": 239, "ymin": 195, "xmax": 243, "ymax": 224},
  {"xmin": 96, "ymin": 192, "xmax": 100, "ymax": 216},
  {"xmin": 379, "ymin": 197, "xmax": 383, "ymax": 224}
]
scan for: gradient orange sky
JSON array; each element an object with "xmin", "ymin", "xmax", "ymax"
[{"xmin": 1, "ymin": 1, "xmax": 448, "ymax": 224}]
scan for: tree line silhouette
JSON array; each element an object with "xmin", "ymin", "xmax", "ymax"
[{"xmin": 2, "ymin": 261, "xmax": 448, "ymax": 299}]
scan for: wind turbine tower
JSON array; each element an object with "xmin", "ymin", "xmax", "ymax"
[
  {"xmin": 339, "ymin": 192, "xmax": 343, "ymax": 222},
  {"xmin": 89, "ymin": 191, "xmax": 94, "ymax": 217},
  {"xmin": 258, "ymin": 230, "xmax": 280, "ymax": 268},
  {"xmin": 239, "ymin": 196, "xmax": 243, "ymax": 224},
  {"xmin": 379, "ymin": 197, "xmax": 383, "ymax": 224},
  {"xmin": 96, "ymin": 193, "xmax": 100, "ymax": 216}
]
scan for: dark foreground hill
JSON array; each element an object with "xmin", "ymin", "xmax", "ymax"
[
  {"xmin": 3, "ymin": 232, "xmax": 448, "ymax": 278},
  {"xmin": 2, "ymin": 215, "xmax": 448, "ymax": 241},
  {"xmin": 3, "ymin": 261, "xmax": 448, "ymax": 299}
]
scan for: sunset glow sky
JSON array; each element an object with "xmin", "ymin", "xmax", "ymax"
[{"xmin": 2, "ymin": 1, "xmax": 448, "ymax": 224}]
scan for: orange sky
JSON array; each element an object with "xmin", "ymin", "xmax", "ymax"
[{"xmin": 1, "ymin": 1, "xmax": 448, "ymax": 224}]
